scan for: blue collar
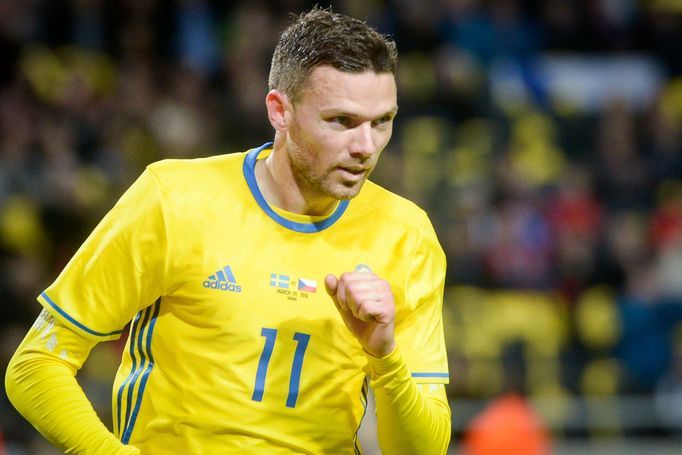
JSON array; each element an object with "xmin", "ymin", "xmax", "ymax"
[{"xmin": 242, "ymin": 143, "xmax": 350, "ymax": 233}]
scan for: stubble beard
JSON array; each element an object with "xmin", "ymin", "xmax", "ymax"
[
  {"xmin": 288, "ymin": 127, "xmax": 371, "ymax": 202},
  {"xmin": 290, "ymin": 146, "xmax": 367, "ymax": 201}
]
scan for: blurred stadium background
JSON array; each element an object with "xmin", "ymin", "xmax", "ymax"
[{"xmin": 1, "ymin": 0, "xmax": 682, "ymax": 454}]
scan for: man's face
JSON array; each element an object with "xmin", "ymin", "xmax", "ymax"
[{"xmin": 284, "ymin": 66, "xmax": 398, "ymax": 201}]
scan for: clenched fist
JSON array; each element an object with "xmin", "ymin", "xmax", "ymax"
[{"xmin": 324, "ymin": 271, "xmax": 396, "ymax": 358}]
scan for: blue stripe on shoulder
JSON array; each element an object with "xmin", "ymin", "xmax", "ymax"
[
  {"xmin": 243, "ymin": 143, "xmax": 349, "ymax": 233},
  {"xmin": 411, "ymin": 372, "xmax": 450, "ymax": 379},
  {"xmin": 40, "ymin": 292, "xmax": 123, "ymax": 337}
]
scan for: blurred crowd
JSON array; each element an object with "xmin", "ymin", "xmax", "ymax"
[{"xmin": 2, "ymin": 0, "xmax": 682, "ymax": 451}]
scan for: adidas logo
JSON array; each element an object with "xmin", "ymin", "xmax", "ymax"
[{"xmin": 203, "ymin": 265, "xmax": 242, "ymax": 292}]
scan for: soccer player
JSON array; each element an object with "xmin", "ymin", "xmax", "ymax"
[{"xmin": 5, "ymin": 7, "xmax": 451, "ymax": 454}]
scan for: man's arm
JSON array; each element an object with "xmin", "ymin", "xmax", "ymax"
[
  {"xmin": 368, "ymin": 347, "xmax": 451, "ymax": 454},
  {"xmin": 4, "ymin": 310, "xmax": 139, "ymax": 454},
  {"xmin": 324, "ymin": 273, "xmax": 451, "ymax": 454}
]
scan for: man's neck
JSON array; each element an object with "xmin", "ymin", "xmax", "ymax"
[{"xmin": 254, "ymin": 150, "xmax": 337, "ymax": 216}]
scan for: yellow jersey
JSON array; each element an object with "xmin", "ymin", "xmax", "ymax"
[{"xmin": 37, "ymin": 144, "xmax": 449, "ymax": 454}]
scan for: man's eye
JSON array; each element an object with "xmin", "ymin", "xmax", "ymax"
[
  {"xmin": 372, "ymin": 116, "xmax": 392, "ymax": 127},
  {"xmin": 330, "ymin": 116, "xmax": 352, "ymax": 127}
]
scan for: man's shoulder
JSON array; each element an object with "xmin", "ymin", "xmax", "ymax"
[
  {"xmin": 146, "ymin": 151, "xmax": 246, "ymax": 183},
  {"xmin": 136, "ymin": 151, "xmax": 251, "ymax": 207},
  {"xmin": 356, "ymin": 180, "xmax": 430, "ymax": 227},
  {"xmin": 357, "ymin": 182, "xmax": 445, "ymax": 261}
]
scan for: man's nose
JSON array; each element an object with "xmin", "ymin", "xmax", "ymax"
[{"xmin": 349, "ymin": 122, "xmax": 375, "ymax": 158}]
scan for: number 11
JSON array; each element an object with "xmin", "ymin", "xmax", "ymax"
[{"xmin": 252, "ymin": 328, "xmax": 311, "ymax": 408}]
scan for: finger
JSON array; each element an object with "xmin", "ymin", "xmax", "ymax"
[
  {"xmin": 325, "ymin": 274, "xmax": 348, "ymax": 311},
  {"xmin": 350, "ymin": 301, "xmax": 374, "ymax": 322},
  {"xmin": 324, "ymin": 274, "xmax": 338, "ymax": 298},
  {"xmin": 356, "ymin": 299, "xmax": 392, "ymax": 323},
  {"xmin": 345, "ymin": 289, "xmax": 380, "ymax": 320}
]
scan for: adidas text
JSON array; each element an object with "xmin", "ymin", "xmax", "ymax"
[{"xmin": 203, "ymin": 281, "xmax": 242, "ymax": 292}]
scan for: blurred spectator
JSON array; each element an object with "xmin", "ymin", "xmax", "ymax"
[
  {"xmin": 462, "ymin": 343, "xmax": 552, "ymax": 454},
  {"xmin": 593, "ymin": 99, "xmax": 652, "ymax": 211},
  {"xmin": 655, "ymin": 324, "xmax": 682, "ymax": 433},
  {"xmin": 547, "ymin": 164, "xmax": 603, "ymax": 303},
  {"xmin": 615, "ymin": 261, "xmax": 682, "ymax": 393},
  {"xmin": 481, "ymin": 194, "xmax": 553, "ymax": 289},
  {"xmin": 175, "ymin": 0, "xmax": 221, "ymax": 76},
  {"xmin": 462, "ymin": 393, "xmax": 552, "ymax": 455}
]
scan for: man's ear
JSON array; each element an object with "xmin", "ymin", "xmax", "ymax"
[{"xmin": 266, "ymin": 90, "xmax": 291, "ymax": 132}]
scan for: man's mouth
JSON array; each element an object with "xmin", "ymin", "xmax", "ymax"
[
  {"xmin": 336, "ymin": 166, "xmax": 368, "ymax": 182},
  {"xmin": 341, "ymin": 166, "xmax": 366, "ymax": 174}
]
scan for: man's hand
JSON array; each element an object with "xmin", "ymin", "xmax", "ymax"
[{"xmin": 324, "ymin": 272, "xmax": 396, "ymax": 358}]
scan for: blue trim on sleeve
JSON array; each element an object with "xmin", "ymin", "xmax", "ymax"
[
  {"xmin": 120, "ymin": 300, "xmax": 161, "ymax": 444},
  {"xmin": 411, "ymin": 372, "xmax": 450, "ymax": 379},
  {"xmin": 354, "ymin": 376, "xmax": 370, "ymax": 455},
  {"xmin": 243, "ymin": 143, "xmax": 350, "ymax": 233},
  {"xmin": 40, "ymin": 291, "xmax": 123, "ymax": 337},
  {"xmin": 116, "ymin": 310, "xmax": 144, "ymax": 437},
  {"xmin": 121, "ymin": 307, "xmax": 152, "ymax": 439},
  {"xmin": 122, "ymin": 301, "xmax": 160, "ymax": 443}
]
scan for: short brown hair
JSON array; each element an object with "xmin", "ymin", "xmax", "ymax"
[{"xmin": 268, "ymin": 7, "xmax": 397, "ymax": 101}]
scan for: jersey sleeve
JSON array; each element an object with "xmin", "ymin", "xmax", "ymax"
[
  {"xmin": 5, "ymin": 310, "xmax": 140, "ymax": 454},
  {"xmin": 368, "ymin": 347, "xmax": 451, "ymax": 454},
  {"xmin": 37, "ymin": 168, "xmax": 169, "ymax": 341},
  {"xmin": 395, "ymin": 214, "xmax": 449, "ymax": 384}
]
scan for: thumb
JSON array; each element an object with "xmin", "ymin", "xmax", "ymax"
[{"xmin": 324, "ymin": 274, "xmax": 339, "ymax": 299}]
